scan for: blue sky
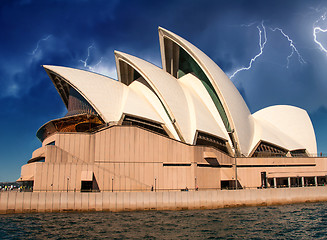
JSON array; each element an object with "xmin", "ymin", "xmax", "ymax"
[{"xmin": 1, "ymin": 0, "xmax": 327, "ymax": 181}]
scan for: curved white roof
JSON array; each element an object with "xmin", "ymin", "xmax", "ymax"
[
  {"xmin": 178, "ymin": 73, "xmax": 229, "ymax": 143},
  {"xmin": 252, "ymin": 105, "xmax": 317, "ymax": 154},
  {"xmin": 44, "ymin": 65, "xmax": 125, "ymax": 122},
  {"xmin": 128, "ymin": 80, "xmax": 180, "ymax": 140},
  {"xmin": 43, "ymin": 65, "xmax": 163, "ymax": 125},
  {"xmin": 42, "ymin": 28, "xmax": 317, "ymax": 157},
  {"xmin": 115, "ymin": 51, "xmax": 194, "ymax": 143},
  {"xmin": 250, "ymin": 117, "xmax": 305, "ymax": 156},
  {"xmin": 121, "ymin": 87, "xmax": 164, "ymax": 125},
  {"xmin": 158, "ymin": 27, "xmax": 255, "ymax": 155}
]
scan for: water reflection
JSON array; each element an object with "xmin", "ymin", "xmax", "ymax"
[{"xmin": 0, "ymin": 202, "xmax": 327, "ymax": 239}]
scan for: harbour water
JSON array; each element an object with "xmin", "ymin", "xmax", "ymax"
[{"xmin": 0, "ymin": 202, "xmax": 327, "ymax": 239}]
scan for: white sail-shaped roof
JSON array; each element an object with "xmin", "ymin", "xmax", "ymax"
[
  {"xmin": 42, "ymin": 27, "xmax": 317, "ymax": 156},
  {"xmin": 43, "ymin": 65, "xmax": 163, "ymax": 125},
  {"xmin": 128, "ymin": 79, "xmax": 180, "ymax": 140},
  {"xmin": 115, "ymin": 51, "xmax": 194, "ymax": 143},
  {"xmin": 252, "ymin": 105, "xmax": 317, "ymax": 155},
  {"xmin": 158, "ymin": 27, "xmax": 255, "ymax": 155},
  {"xmin": 250, "ymin": 117, "xmax": 304, "ymax": 156},
  {"xmin": 121, "ymin": 86, "xmax": 164, "ymax": 125},
  {"xmin": 178, "ymin": 73, "xmax": 229, "ymax": 143},
  {"xmin": 44, "ymin": 65, "xmax": 124, "ymax": 122}
]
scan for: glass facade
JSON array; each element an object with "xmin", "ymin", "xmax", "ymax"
[{"xmin": 66, "ymin": 87, "xmax": 97, "ymax": 117}]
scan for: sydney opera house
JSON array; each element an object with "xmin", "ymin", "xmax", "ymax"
[{"xmin": 18, "ymin": 27, "xmax": 327, "ymax": 192}]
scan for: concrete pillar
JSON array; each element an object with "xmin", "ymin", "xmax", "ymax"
[
  {"xmin": 314, "ymin": 176, "xmax": 318, "ymax": 186},
  {"xmin": 288, "ymin": 177, "xmax": 291, "ymax": 188},
  {"xmin": 302, "ymin": 177, "xmax": 305, "ymax": 187},
  {"xmin": 273, "ymin": 178, "xmax": 277, "ymax": 188}
]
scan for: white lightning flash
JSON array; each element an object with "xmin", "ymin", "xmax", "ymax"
[
  {"xmin": 313, "ymin": 12, "xmax": 327, "ymax": 54},
  {"xmin": 229, "ymin": 22, "xmax": 267, "ymax": 79},
  {"xmin": 79, "ymin": 44, "xmax": 107, "ymax": 73},
  {"xmin": 93, "ymin": 57, "xmax": 103, "ymax": 69},
  {"xmin": 30, "ymin": 35, "xmax": 52, "ymax": 55},
  {"xmin": 314, "ymin": 27, "xmax": 327, "ymax": 53},
  {"xmin": 79, "ymin": 43, "xmax": 95, "ymax": 69},
  {"xmin": 270, "ymin": 28, "xmax": 306, "ymax": 68}
]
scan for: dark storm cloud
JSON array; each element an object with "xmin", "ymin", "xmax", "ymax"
[{"xmin": 1, "ymin": 0, "xmax": 327, "ymax": 180}]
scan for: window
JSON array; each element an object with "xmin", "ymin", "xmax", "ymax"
[
  {"xmin": 290, "ymin": 149, "xmax": 308, "ymax": 157},
  {"xmin": 195, "ymin": 131, "xmax": 228, "ymax": 154},
  {"xmin": 47, "ymin": 141, "xmax": 55, "ymax": 146},
  {"xmin": 252, "ymin": 141, "xmax": 288, "ymax": 157},
  {"xmin": 66, "ymin": 87, "xmax": 97, "ymax": 117},
  {"xmin": 122, "ymin": 115, "xmax": 168, "ymax": 137}
]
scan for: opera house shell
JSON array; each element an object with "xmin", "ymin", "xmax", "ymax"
[{"xmin": 18, "ymin": 27, "xmax": 327, "ymax": 192}]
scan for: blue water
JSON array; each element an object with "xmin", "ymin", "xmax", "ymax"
[{"xmin": 1, "ymin": 202, "xmax": 327, "ymax": 239}]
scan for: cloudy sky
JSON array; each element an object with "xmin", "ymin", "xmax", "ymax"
[{"xmin": 1, "ymin": 0, "xmax": 327, "ymax": 181}]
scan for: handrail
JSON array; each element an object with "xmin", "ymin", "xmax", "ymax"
[{"xmin": 238, "ymin": 153, "xmax": 327, "ymax": 158}]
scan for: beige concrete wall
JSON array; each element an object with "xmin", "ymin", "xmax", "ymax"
[
  {"xmin": 1, "ymin": 187, "xmax": 327, "ymax": 214},
  {"xmin": 46, "ymin": 126, "xmax": 196, "ymax": 165},
  {"xmin": 237, "ymin": 157, "xmax": 327, "ymax": 188},
  {"xmin": 26, "ymin": 126, "xmax": 201, "ymax": 192},
  {"xmin": 21, "ymin": 126, "xmax": 327, "ymax": 192},
  {"xmin": 31, "ymin": 146, "xmax": 45, "ymax": 158}
]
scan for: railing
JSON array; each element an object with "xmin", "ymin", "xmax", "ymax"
[
  {"xmin": 308, "ymin": 153, "xmax": 327, "ymax": 158},
  {"xmin": 8, "ymin": 183, "xmax": 327, "ymax": 193},
  {"xmin": 237, "ymin": 152, "xmax": 327, "ymax": 158}
]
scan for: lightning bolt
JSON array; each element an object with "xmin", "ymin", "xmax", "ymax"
[
  {"xmin": 79, "ymin": 44, "xmax": 108, "ymax": 74},
  {"xmin": 93, "ymin": 57, "xmax": 103, "ymax": 69},
  {"xmin": 270, "ymin": 28, "xmax": 306, "ymax": 68},
  {"xmin": 30, "ymin": 35, "xmax": 52, "ymax": 55},
  {"xmin": 313, "ymin": 12, "xmax": 327, "ymax": 54},
  {"xmin": 79, "ymin": 43, "xmax": 95, "ymax": 69},
  {"xmin": 229, "ymin": 21, "xmax": 267, "ymax": 79},
  {"xmin": 314, "ymin": 27, "xmax": 327, "ymax": 54},
  {"xmin": 230, "ymin": 21, "xmax": 307, "ymax": 79}
]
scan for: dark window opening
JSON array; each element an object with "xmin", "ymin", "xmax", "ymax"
[
  {"xmin": 37, "ymin": 157, "xmax": 45, "ymax": 162},
  {"xmin": 268, "ymin": 178, "xmax": 274, "ymax": 188},
  {"xmin": 284, "ymin": 177, "xmax": 304, "ymax": 187},
  {"xmin": 197, "ymin": 163, "xmax": 219, "ymax": 168},
  {"xmin": 66, "ymin": 87, "xmax": 97, "ymax": 117},
  {"xmin": 81, "ymin": 175, "xmax": 99, "ymax": 192},
  {"xmin": 22, "ymin": 181, "xmax": 34, "ymax": 192},
  {"xmin": 303, "ymin": 177, "xmax": 314, "ymax": 187},
  {"xmin": 261, "ymin": 172, "xmax": 267, "ymax": 188},
  {"xmin": 196, "ymin": 131, "xmax": 228, "ymax": 154},
  {"xmin": 221, "ymin": 180, "xmax": 230, "ymax": 189},
  {"xmin": 318, "ymin": 176, "xmax": 327, "ymax": 186},
  {"xmin": 27, "ymin": 157, "xmax": 45, "ymax": 164},
  {"xmin": 274, "ymin": 177, "xmax": 289, "ymax": 188},
  {"xmin": 220, "ymin": 180, "xmax": 242, "ymax": 190},
  {"xmin": 290, "ymin": 149, "xmax": 308, "ymax": 157},
  {"xmin": 163, "ymin": 163, "xmax": 191, "ymax": 166},
  {"xmin": 47, "ymin": 141, "xmax": 55, "ymax": 146},
  {"xmin": 252, "ymin": 141, "xmax": 288, "ymax": 157},
  {"xmin": 133, "ymin": 69, "xmax": 141, "ymax": 81},
  {"xmin": 50, "ymin": 73, "xmax": 70, "ymax": 107},
  {"xmin": 81, "ymin": 181, "xmax": 93, "ymax": 192},
  {"xmin": 122, "ymin": 115, "xmax": 169, "ymax": 137},
  {"xmin": 269, "ymin": 176, "xmax": 327, "ymax": 188}
]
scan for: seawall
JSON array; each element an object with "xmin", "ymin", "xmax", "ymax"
[{"xmin": 1, "ymin": 187, "xmax": 327, "ymax": 214}]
